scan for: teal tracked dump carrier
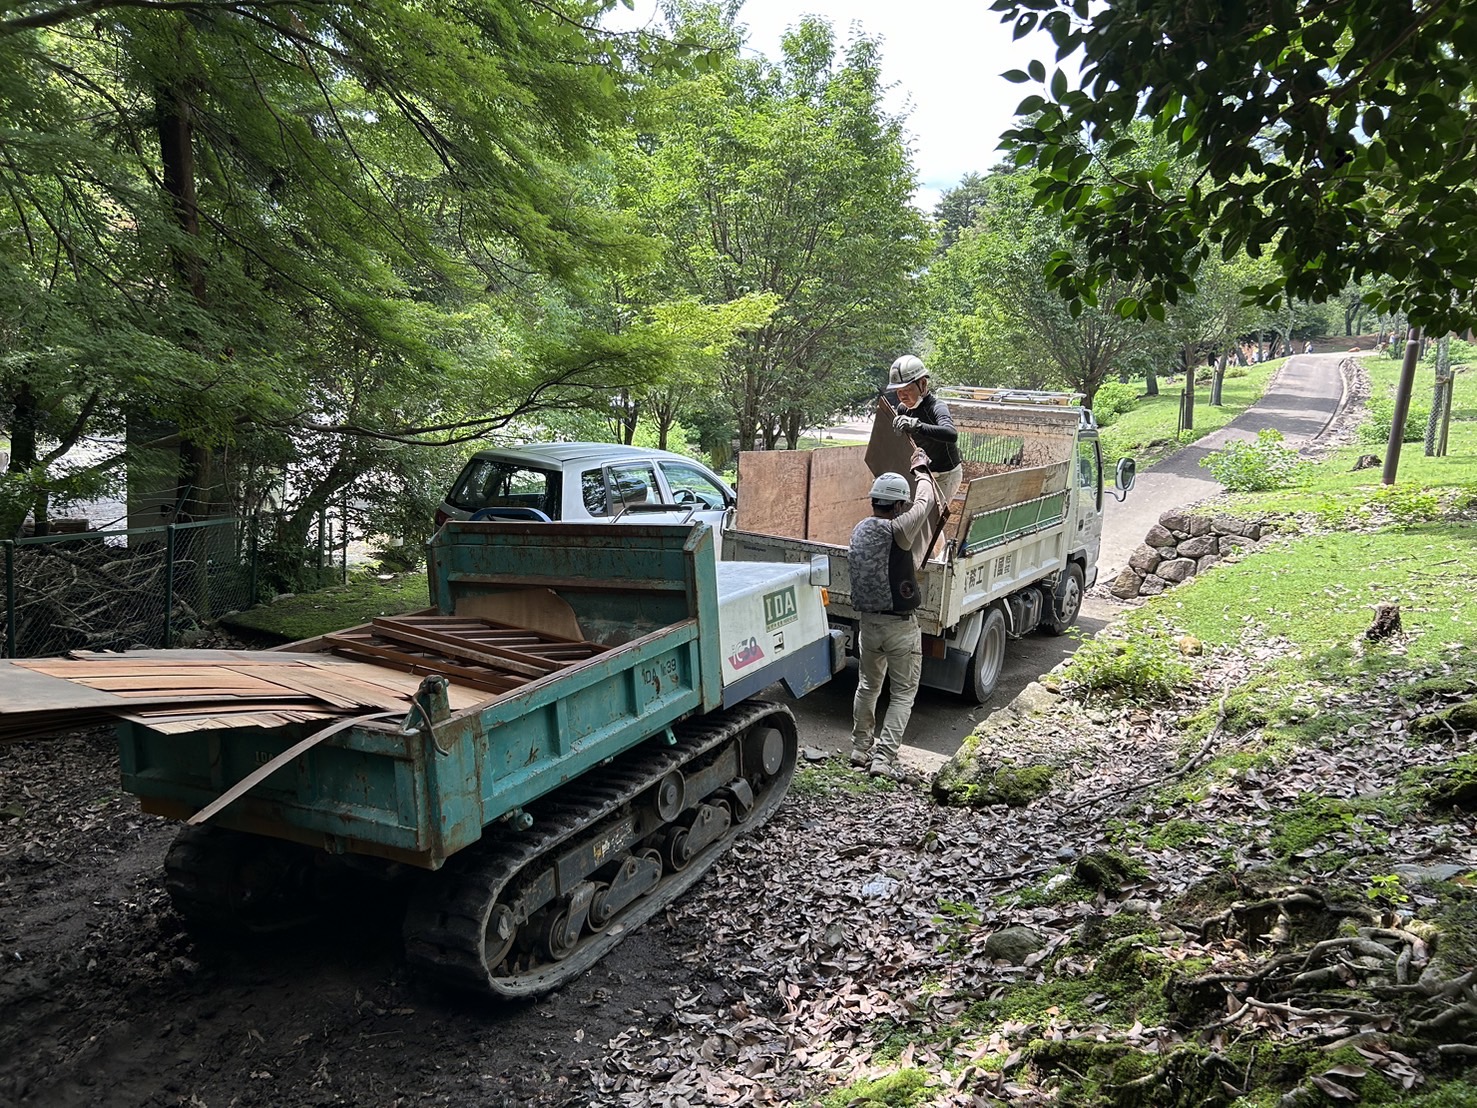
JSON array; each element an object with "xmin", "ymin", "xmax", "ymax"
[{"xmin": 114, "ymin": 521, "xmax": 842, "ymax": 997}]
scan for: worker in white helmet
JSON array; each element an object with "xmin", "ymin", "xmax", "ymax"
[
  {"xmin": 847, "ymin": 447, "xmax": 937, "ymax": 780},
  {"xmin": 888, "ymin": 354, "xmax": 963, "ymax": 511}
]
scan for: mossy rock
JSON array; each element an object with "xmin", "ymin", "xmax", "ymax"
[
  {"xmin": 933, "ymin": 758, "xmax": 1055, "ymax": 808},
  {"xmin": 1412, "ymin": 699, "xmax": 1477, "ymax": 735},
  {"xmin": 1026, "ymin": 1039, "xmax": 1242, "ymax": 1108},
  {"xmin": 1423, "ymin": 754, "xmax": 1477, "ymax": 810},
  {"xmin": 1073, "ymin": 850, "xmax": 1146, "ymax": 895},
  {"xmin": 932, "ymin": 683, "xmax": 1097, "ymax": 807}
]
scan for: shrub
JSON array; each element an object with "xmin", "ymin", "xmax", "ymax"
[
  {"xmin": 1199, "ymin": 428, "xmax": 1311, "ymax": 492},
  {"xmin": 1423, "ymin": 338, "xmax": 1477, "ymax": 367},
  {"xmin": 1359, "ymin": 397, "xmax": 1429, "ymax": 444},
  {"xmin": 1065, "ymin": 633, "xmax": 1194, "ymax": 703},
  {"xmin": 1091, "ymin": 380, "xmax": 1140, "ymax": 426},
  {"xmin": 1371, "ymin": 483, "xmax": 1441, "ymax": 525},
  {"xmin": 1310, "ymin": 495, "xmax": 1369, "ymax": 530}
]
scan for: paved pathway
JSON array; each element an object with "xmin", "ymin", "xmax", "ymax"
[{"xmin": 1098, "ymin": 353, "xmax": 1350, "ymax": 578}]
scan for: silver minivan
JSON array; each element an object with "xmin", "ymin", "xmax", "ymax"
[{"xmin": 435, "ymin": 443, "xmax": 735, "ymax": 540}]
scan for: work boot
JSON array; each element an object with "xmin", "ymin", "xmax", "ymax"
[
  {"xmin": 848, "ymin": 748, "xmax": 870, "ymax": 769},
  {"xmin": 868, "ymin": 758, "xmax": 902, "ymax": 781}
]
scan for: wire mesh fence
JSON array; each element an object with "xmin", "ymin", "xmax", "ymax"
[{"xmin": 1, "ymin": 519, "xmax": 260, "ymax": 658}]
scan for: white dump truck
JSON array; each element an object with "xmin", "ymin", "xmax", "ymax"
[{"xmin": 722, "ymin": 387, "xmax": 1135, "ymax": 703}]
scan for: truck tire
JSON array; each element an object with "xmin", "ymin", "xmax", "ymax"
[
  {"xmin": 1042, "ymin": 563, "xmax": 1085, "ymax": 635},
  {"xmin": 965, "ymin": 607, "xmax": 1007, "ymax": 704}
]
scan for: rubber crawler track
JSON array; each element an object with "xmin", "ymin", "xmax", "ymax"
[{"xmin": 402, "ymin": 699, "xmax": 797, "ymax": 998}]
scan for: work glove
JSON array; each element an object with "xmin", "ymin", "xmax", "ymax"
[
  {"xmin": 910, "ymin": 447, "xmax": 931, "ymax": 474},
  {"xmin": 893, "ymin": 414, "xmax": 920, "ymax": 435}
]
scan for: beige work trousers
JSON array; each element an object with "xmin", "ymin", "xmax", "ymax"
[
  {"xmin": 851, "ymin": 612, "xmax": 923, "ymax": 766},
  {"xmin": 927, "ymin": 466, "xmax": 963, "ymax": 561}
]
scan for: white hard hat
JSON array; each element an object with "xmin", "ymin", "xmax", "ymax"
[
  {"xmin": 869, "ymin": 472, "xmax": 911, "ymax": 504},
  {"xmin": 888, "ymin": 355, "xmax": 927, "ymax": 388}
]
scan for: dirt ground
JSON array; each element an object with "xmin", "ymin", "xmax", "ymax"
[
  {"xmin": 0, "ymin": 727, "xmax": 730, "ymax": 1108},
  {"xmin": 6, "ymin": 679, "xmax": 1474, "ymax": 1107}
]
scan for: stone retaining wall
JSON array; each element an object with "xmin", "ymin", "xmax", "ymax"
[{"xmin": 1109, "ymin": 509, "xmax": 1265, "ymax": 599}]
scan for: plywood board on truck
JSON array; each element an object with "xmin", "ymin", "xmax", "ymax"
[
  {"xmin": 863, "ymin": 395, "xmax": 915, "ymax": 480},
  {"xmin": 736, "ymin": 450, "xmax": 811, "ymax": 539},
  {"xmin": 953, "ymin": 461, "xmax": 1072, "ymax": 544},
  {"xmin": 453, "ymin": 588, "xmax": 586, "ymax": 644},
  {"xmin": 805, "ymin": 445, "xmax": 874, "ymax": 547}
]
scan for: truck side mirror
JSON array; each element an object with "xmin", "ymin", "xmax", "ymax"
[{"xmin": 1111, "ymin": 457, "xmax": 1137, "ymax": 501}]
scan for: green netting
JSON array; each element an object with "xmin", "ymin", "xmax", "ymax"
[{"xmin": 961, "ymin": 492, "xmax": 1067, "ymax": 556}]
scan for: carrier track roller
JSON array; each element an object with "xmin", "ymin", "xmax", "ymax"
[{"xmin": 403, "ymin": 699, "xmax": 798, "ymax": 999}]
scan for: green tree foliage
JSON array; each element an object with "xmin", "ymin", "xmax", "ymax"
[
  {"xmin": 0, "ymin": 0, "xmax": 669, "ymax": 541},
  {"xmin": 933, "ymin": 172, "xmax": 991, "ymax": 252},
  {"xmin": 990, "ymin": 0, "xmax": 1477, "ymax": 331},
  {"xmin": 921, "ymin": 168, "xmax": 1169, "ymax": 406},
  {"xmin": 635, "ymin": 5, "xmax": 930, "ymax": 450}
]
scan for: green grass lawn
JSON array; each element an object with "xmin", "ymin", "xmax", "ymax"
[
  {"xmin": 221, "ymin": 572, "xmax": 431, "ymax": 642},
  {"xmin": 1074, "ymin": 395, "xmax": 1477, "ymax": 744},
  {"xmin": 1100, "ymin": 359, "xmax": 1284, "ymax": 469}
]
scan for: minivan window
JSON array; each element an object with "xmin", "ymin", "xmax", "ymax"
[{"xmin": 447, "ymin": 459, "xmax": 559, "ymax": 517}]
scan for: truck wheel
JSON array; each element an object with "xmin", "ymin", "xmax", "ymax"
[
  {"xmin": 965, "ymin": 607, "xmax": 1007, "ymax": 704},
  {"xmin": 1043, "ymin": 563, "xmax": 1085, "ymax": 635}
]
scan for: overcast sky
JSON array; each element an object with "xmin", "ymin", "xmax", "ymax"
[{"xmin": 609, "ymin": 0, "xmax": 1063, "ymax": 212}]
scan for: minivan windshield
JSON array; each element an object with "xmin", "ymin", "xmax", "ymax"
[{"xmin": 447, "ymin": 458, "xmax": 560, "ymax": 518}]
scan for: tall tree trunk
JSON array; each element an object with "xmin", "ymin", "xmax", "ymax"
[
  {"xmin": 1144, "ymin": 367, "xmax": 1158, "ymax": 397},
  {"xmin": 1210, "ymin": 353, "xmax": 1228, "ymax": 406},
  {"xmin": 157, "ymin": 84, "xmax": 206, "ymax": 305},
  {"xmin": 4, "ymin": 382, "xmax": 41, "ymax": 537},
  {"xmin": 157, "ymin": 76, "xmax": 214, "ymax": 619},
  {"xmin": 783, "ymin": 409, "xmax": 802, "ymax": 450},
  {"xmin": 157, "ymin": 80, "xmax": 210, "ymax": 523}
]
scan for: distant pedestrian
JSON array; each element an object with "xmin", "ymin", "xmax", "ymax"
[{"xmin": 1304, "ymin": 340, "xmax": 1314, "ymax": 354}]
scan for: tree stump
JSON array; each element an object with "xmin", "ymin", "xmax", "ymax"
[{"xmin": 1366, "ymin": 602, "xmax": 1402, "ymax": 639}]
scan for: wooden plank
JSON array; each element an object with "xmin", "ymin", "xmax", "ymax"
[
  {"xmin": 956, "ymin": 461, "xmax": 1071, "ymax": 518},
  {"xmin": 128, "ymin": 700, "xmax": 341, "ymax": 719},
  {"xmin": 61, "ymin": 649, "xmax": 368, "ymax": 665},
  {"xmin": 123, "ymin": 709, "xmax": 341, "ymax": 733},
  {"xmin": 322, "ymin": 635, "xmax": 523, "ymax": 695},
  {"xmin": 516, "ymin": 646, "xmax": 594, "ymax": 659},
  {"xmin": 248, "ymin": 665, "xmax": 413, "ymax": 711},
  {"xmin": 735, "ymin": 450, "xmax": 810, "ymax": 538},
  {"xmin": 289, "ymin": 657, "xmax": 489, "ymax": 709},
  {"xmin": 805, "ymin": 445, "xmax": 874, "ymax": 547},
  {"xmin": 76, "ymin": 673, "xmax": 295, "ymax": 694},
  {"xmin": 1, "ymin": 710, "xmax": 118, "ymax": 743},
  {"xmin": 370, "ymin": 618, "xmax": 564, "ymax": 679}
]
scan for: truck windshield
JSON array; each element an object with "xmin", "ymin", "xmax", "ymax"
[{"xmin": 447, "ymin": 459, "xmax": 560, "ymax": 518}]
